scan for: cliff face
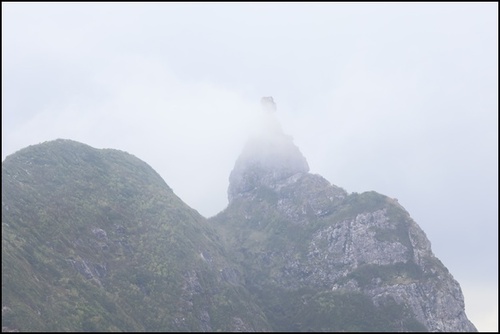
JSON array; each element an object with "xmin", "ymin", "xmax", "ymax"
[
  {"xmin": 210, "ymin": 104, "xmax": 477, "ymax": 332},
  {"xmin": 2, "ymin": 106, "xmax": 477, "ymax": 331}
]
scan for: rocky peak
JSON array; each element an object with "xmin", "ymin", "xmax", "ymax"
[
  {"xmin": 218, "ymin": 99, "xmax": 477, "ymax": 332},
  {"xmin": 228, "ymin": 97, "xmax": 309, "ymax": 203}
]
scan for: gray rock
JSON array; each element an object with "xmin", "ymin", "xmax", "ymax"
[{"xmin": 219, "ymin": 105, "xmax": 477, "ymax": 331}]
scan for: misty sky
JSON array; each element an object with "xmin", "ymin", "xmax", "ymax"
[{"xmin": 2, "ymin": 2, "xmax": 497, "ymax": 331}]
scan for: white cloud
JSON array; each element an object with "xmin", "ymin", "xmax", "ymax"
[{"xmin": 2, "ymin": 2, "xmax": 497, "ymax": 331}]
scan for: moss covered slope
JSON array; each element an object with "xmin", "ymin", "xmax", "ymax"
[{"xmin": 2, "ymin": 139, "xmax": 268, "ymax": 332}]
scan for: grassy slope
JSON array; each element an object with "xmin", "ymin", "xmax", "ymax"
[{"xmin": 2, "ymin": 139, "xmax": 268, "ymax": 331}]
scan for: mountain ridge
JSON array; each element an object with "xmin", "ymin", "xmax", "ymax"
[{"xmin": 2, "ymin": 133, "xmax": 477, "ymax": 331}]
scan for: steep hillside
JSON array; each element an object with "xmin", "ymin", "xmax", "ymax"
[
  {"xmin": 2, "ymin": 139, "xmax": 268, "ymax": 332},
  {"xmin": 209, "ymin": 107, "xmax": 477, "ymax": 332}
]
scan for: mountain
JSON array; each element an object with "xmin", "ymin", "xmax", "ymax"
[
  {"xmin": 2, "ymin": 139, "xmax": 268, "ymax": 331},
  {"xmin": 2, "ymin": 103, "xmax": 477, "ymax": 331},
  {"xmin": 210, "ymin": 108, "xmax": 477, "ymax": 331}
]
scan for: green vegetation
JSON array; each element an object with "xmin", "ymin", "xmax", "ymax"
[
  {"xmin": 250, "ymin": 286, "xmax": 427, "ymax": 332},
  {"xmin": 2, "ymin": 139, "xmax": 456, "ymax": 332},
  {"xmin": 2, "ymin": 140, "xmax": 268, "ymax": 331}
]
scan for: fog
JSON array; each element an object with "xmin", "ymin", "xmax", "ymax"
[{"xmin": 2, "ymin": 3, "xmax": 497, "ymax": 331}]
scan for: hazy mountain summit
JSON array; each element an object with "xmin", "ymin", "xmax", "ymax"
[
  {"xmin": 228, "ymin": 99, "xmax": 309, "ymax": 203},
  {"xmin": 260, "ymin": 96, "xmax": 277, "ymax": 113},
  {"xmin": 2, "ymin": 99, "xmax": 477, "ymax": 331},
  {"xmin": 212, "ymin": 98, "xmax": 477, "ymax": 332}
]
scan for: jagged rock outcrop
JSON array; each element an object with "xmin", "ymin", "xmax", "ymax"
[{"xmin": 210, "ymin": 98, "xmax": 477, "ymax": 332}]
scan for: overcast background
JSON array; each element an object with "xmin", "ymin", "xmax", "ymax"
[{"xmin": 2, "ymin": 2, "xmax": 497, "ymax": 331}]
